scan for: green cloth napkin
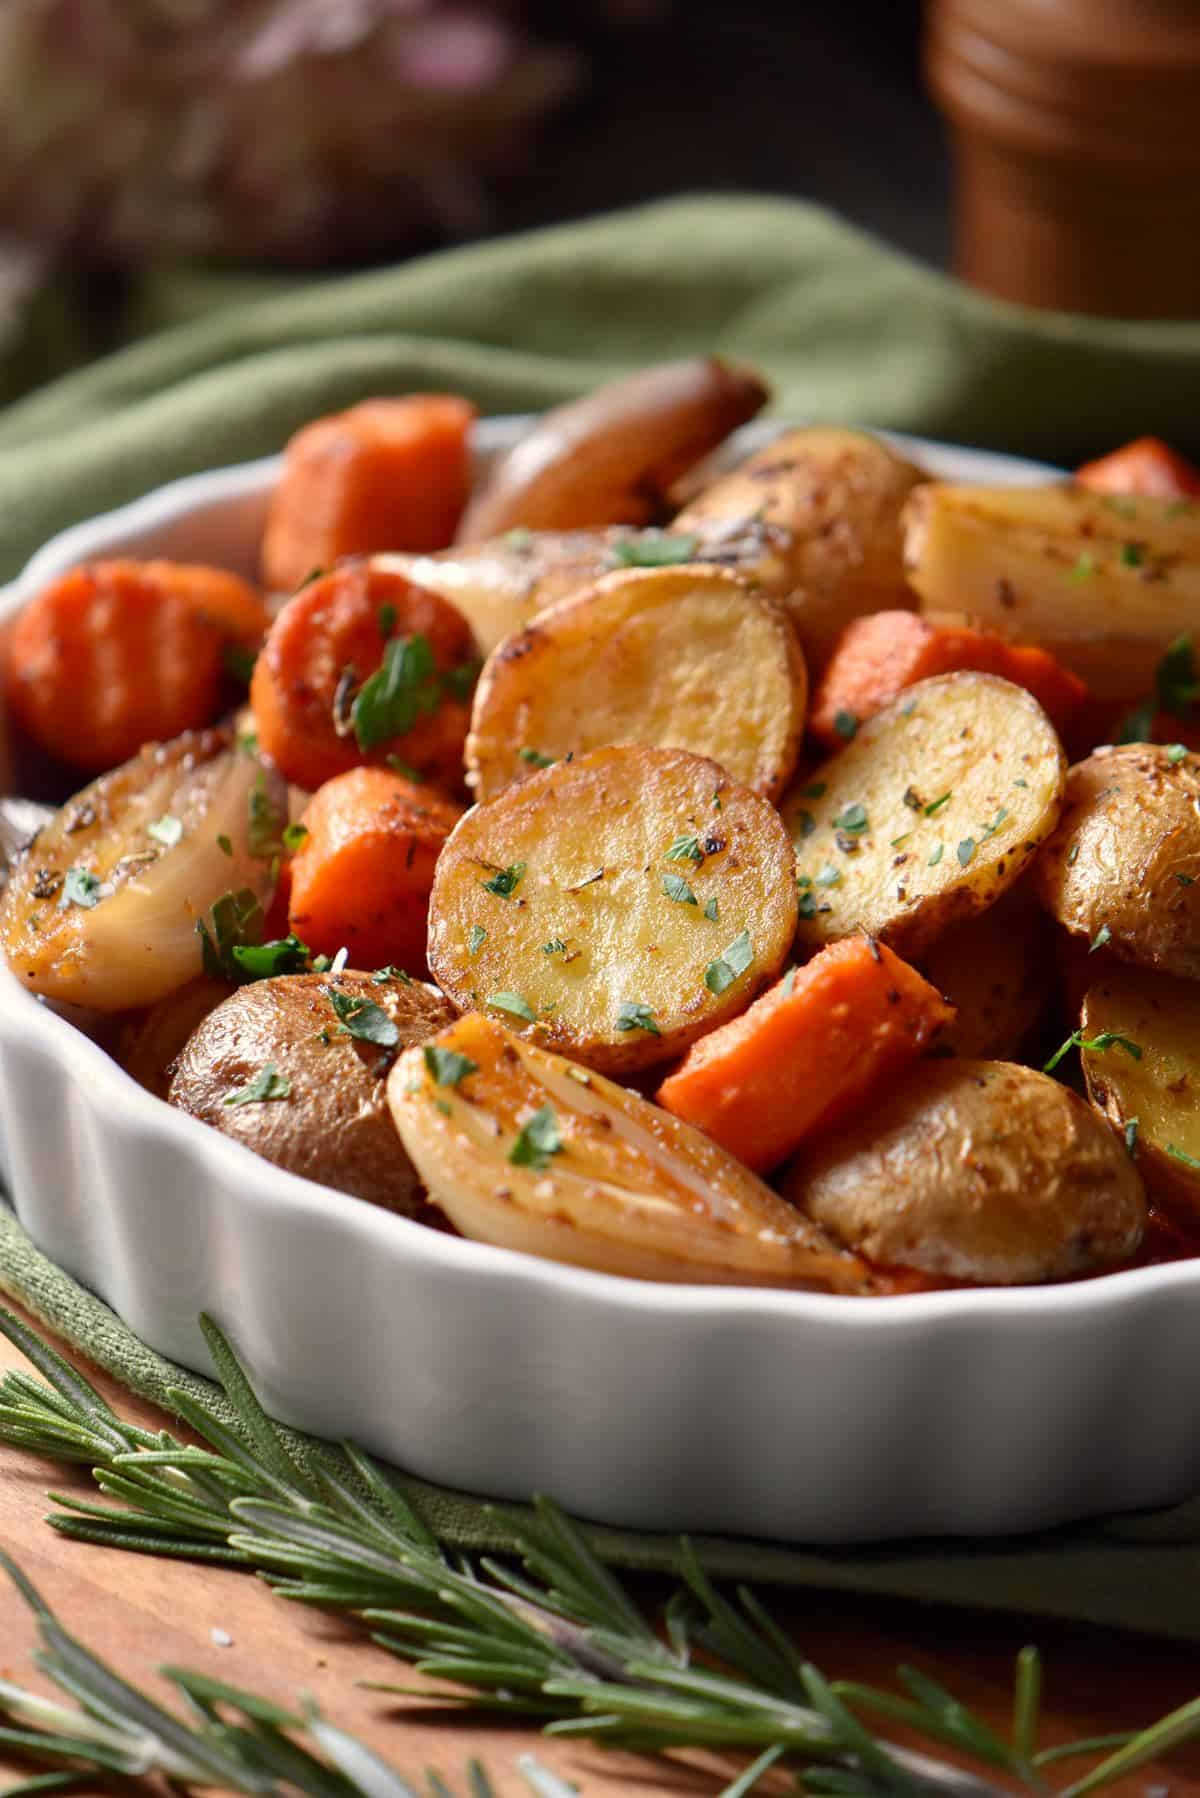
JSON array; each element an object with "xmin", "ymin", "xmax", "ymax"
[
  {"xmin": 1, "ymin": 192, "xmax": 1200, "ymax": 582},
  {"xmin": 4, "ymin": 192, "xmax": 1200, "ymax": 1638}
]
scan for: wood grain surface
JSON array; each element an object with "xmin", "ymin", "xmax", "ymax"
[{"xmin": 1, "ymin": 1297, "xmax": 1198, "ymax": 1797}]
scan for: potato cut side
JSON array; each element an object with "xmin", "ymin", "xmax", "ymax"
[
  {"xmin": 674, "ymin": 427, "xmax": 924, "ymax": 672},
  {"xmin": 917, "ymin": 880, "xmax": 1053, "ymax": 1061},
  {"xmin": 903, "ymin": 483, "xmax": 1200, "ymax": 701},
  {"xmin": 1081, "ymin": 967, "xmax": 1200, "ymax": 1228},
  {"xmin": 784, "ymin": 673, "xmax": 1066, "ymax": 959},
  {"xmin": 1036, "ymin": 744, "xmax": 1200, "ymax": 980},
  {"xmin": 427, "ymin": 744, "xmax": 798, "ymax": 1074},
  {"xmin": 780, "ymin": 1059, "xmax": 1146, "ymax": 1285},
  {"xmin": 388, "ymin": 1012, "xmax": 870, "ymax": 1289},
  {"xmin": 466, "ymin": 565, "xmax": 806, "ymax": 804}
]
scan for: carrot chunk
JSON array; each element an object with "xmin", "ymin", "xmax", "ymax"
[
  {"xmin": 6, "ymin": 560, "xmax": 266, "ymax": 771},
  {"xmin": 1075, "ymin": 437, "xmax": 1200, "ymax": 499},
  {"xmin": 808, "ymin": 610, "xmax": 1087, "ymax": 750},
  {"xmin": 655, "ymin": 936, "xmax": 954, "ymax": 1173},
  {"xmin": 249, "ymin": 560, "xmax": 477, "ymax": 793},
  {"xmin": 261, "ymin": 394, "xmax": 477, "ymax": 593},
  {"xmin": 288, "ymin": 767, "xmax": 463, "ymax": 974}
]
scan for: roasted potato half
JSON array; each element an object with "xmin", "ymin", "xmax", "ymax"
[
  {"xmin": 168, "ymin": 971, "xmax": 455, "ymax": 1211},
  {"xmin": 427, "ymin": 744, "xmax": 798, "ymax": 1074},
  {"xmin": 1036, "ymin": 744, "xmax": 1200, "ymax": 979},
  {"xmin": 780, "ymin": 1059, "xmax": 1146, "ymax": 1284},
  {"xmin": 674, "ymin": 426, "xmax": 924, "ymax": 672},
  {"xmin": 465, "ymin": 565, "xmax": 806, "ymax": 804},
  {"xmin": 918, "ymin": 881, "xmax": 1053, "ymax": 1061},
  {"xmin": 389, "ymin": 1012, "xmax": 870, "ymax": 1289},
  {"xmin": 784, "ymin": 673, "xmax": 1066, "ymax": 960},
  {"xmin": 1080, "ymin": 967, "xmax": 1200, "ymax": 1228}
]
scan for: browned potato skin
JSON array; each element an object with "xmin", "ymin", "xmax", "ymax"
[
  {"xmin": 918, "ymin": 882, "xmax": 1053, "ymax": 1061},
  {"xmin": 779, "ymin": 1059, "xmax": 1146, "ymax": 1285},
  {"xmin": 1081, "ymin": 968, "xmax": 1200, "ymax": 1229},
  {"xmin": 116, "ymin": 977, "xmax": 235, "ymax": 1100},
  {"xmin": 674, "ymin": 427, "xmax": 925, "ymax": 673},
  {"xmin": 168, "ymin": 972, "xmax": 455, "ymax": 1213},
  {"xmin": 1036, "ymin": 744, "xmax": 1200, "ymax": 980}
]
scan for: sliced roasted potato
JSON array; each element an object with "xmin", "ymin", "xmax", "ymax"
[
  {"xmin": 116, "ymin": 976, "xmax": 236, "ymax": 1100},
  {"xmin": 780, "ymin": 1059, "xmax": 1146, "ymax": 1284},
  {"xmin": 1036, "ymin": 743, "xmax": 1200, "ymax": 979},
  {"xmin": 903, "ymin": 483, "xmax": 1200, "ymax": 701},
  {"xmin": 427, "ymin": 744, "xmax": 797, "ymax": 1074},
  {"xmin": 456, "ymin": 357, "xmax": 767, "ymax": 542},
  {"xmin": 0, "ymin": 731, "xmax": 284, "ymax": 1010},
  {"xmin": 465, "ymin": 565, "xmax": 805, "ymax": 804},
  {"xmin": 674, "ymin": 427, "xmax": 924, "ymax": 672},
  {"xmin": 784, "ymin": 673, "xmax": 1066, "ymax": 960},
  {"xmin": 1080, "ymin": 967, "xmax": 1200, "ymax": 1227},
  {"xmin": 168, "ymin": 971, "xmax": 455, "ymax": 1211},
  {"xmin": 918, "ymin": 881, "xmax": 1053, "ymax": 1061},
  {"xmin": 388, "ymin": 1012, "xmax": 870, "ymax": 1289}
]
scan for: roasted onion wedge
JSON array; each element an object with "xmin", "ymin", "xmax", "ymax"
[
  {"xmin": 455, "ymin": 357, "xmax": 768, "ymax": 542},
  {"xmin": 0, "ymin": 731, "xmax": 284, "ymax": 1009},
  {"xmin": 388, "ymin": 1012, "xmax": 871, "ymax": 1291}
]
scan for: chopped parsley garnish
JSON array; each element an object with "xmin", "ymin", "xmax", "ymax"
[
  {"xmin": 662, "ymin": 872, "xmax": 698, "ymax": 905},
  {"xmin": 927, "ymin": 842, "xmax": 943, "ymax": 867},
  {"xmin": 542, "ymin": 937, "xmax": 567, "ymax": 955},
  {"xmin": 1120, "ymin": 542, "xmax": 1144, "ymax": 568},
  {"xmin": 924, "ymin": 792, "xmax": 951, "ymax": 817},
  {"xmin": 325, "ymin": 989, "xmax": 400, "ymax": 1047},
  {"xmin": 482, "ymin": 862, "xmax": 526, "ymax": 900},
  {"xmin": 198, "ymin": 888, "xmax": 264, "ymax": 978},
  {"xmin": 223, "ymin": 1064, "xmax": 291, "ymax": 1107},
  {"xmin": 147, "ymin": 815, "xmax": 183, "ymax": 848},
  {"xmin": 782, "ymin": 967, "xmax": 798, "ymax": 996},
  {"xmin": 247, "ymin": 774, "xmax": 288, "ymax": 860},
  {"xmin": 704, "ymin": 896, "xmax": 719, "ymax": 922},
  {"xmin": 216, "ymin": 834, "xmax": 233, "ymax": 857},
  {"xmin": 797, "ymin": 781, "xmax": 827, "ymax": 799},
  {"xmin": 223, "ymin": 643, "xmax": 257, "ymax": 686},
  {"xmin": 1166, "ymin": 1143, "xmax": 1200, "ymax": 1171},
  {"xmin": 443, "ymin": 659, "xmax": 483, "ymax": 702},
  {"xmin": 665, "ymin": 834, "xmax": 703, "ymax": 864},
  {"xmin": 610, "ymin": 531, "xmax": 699, "ymax": 568},
  {"xmin": 487, "ymin": 991, "xmax": 536, "ymax": 1023},
  {"xmin": 1124, "ymin": 1118, "xmax": 1139, "ymax": 1158},
  {"xmin": 956, "ymin": 838, "xmax": 976, "ymax": 867},
  {"xmin": 509, "ymin": 1105, "xmax": 563, "ymax": 1170},
  {"xmin": 423, "ymin": 1044, "xmax": 478, "ymax": 1088},
  {"xmin": 814, "ymin": 863, "xmax": 842, "ymax": 888},
  {"xmin": 833, "ymin": 709, "xmax": 858, "ymax": 741},
  {"xmin": 1178, "ymin": 873, "xmax": 1196, "ymax": 886},
  {"xmin": 59, "ymin": 867, "xmax": 101, "ymax": 910},
  {"xmin": 378, "ymin": 602, "xmax": 397, "ymax": 638},
  {"xmin": 468, "ymin": 924, "xmax": 487, "ymax": 955},
  {"xmin": 231, "ymin": 934, "xmax": 311, "ymax": 979},
  {"xmin": 1167, "ymin": 743, "xmax": 1188, "ymax": 765},
  {"xmin": 518, "ymin": 747, "xmax": 556, "ymax": 768},
  {"xmin": 282, "ymin": 822, "xmax": 309, "ymax": 853},
  {"xmin": 1067, "ymin": 842, "xmax": 1080, "ymax": 865},
  {"xmin": 980, "ymin": 806, "xmax": 1009, "ymax": 841},
  {"xmin": 371, "ymin": 965, "xmax": 412, "ymax": 984},
  {"xmin": 1089, "ymin": 923, "xmax": 1112, "ymax": 954},
  {"xmin": 386, "ymin": 756, "xmax": 424, "ymax": 781},
  {"xmin": 1118, "ymin": 634, "xmax": 1200, "ymax": 742},
  {"xmin": 1069, "ymin": 552, "xmax": 1095, "ymax": 583},
  {"xmin": 704, "ymin": 929, "xmax": 753, "ymax": 996},
  {"xmin": 794, "ymin": 809, "xmax": 817, "ymax": 839},
  {"xmin": 890, "ymin": 832, "xmax": 911, "ymax": 849},
  {"xmin": 351, "ymin": 634, "xmax": 443, "ymax": 751},
  {"xmin": 797, "ymin": 889, "xmax": 817, "ymax": 921},
  {"xmin": 504, "ymin": 527, "xmax": 534, "ymax": 551},
  {"xmin": 1043, "ymin": 1029, "xmax": 1143, "ymax": 1075},
  {"xmin": 832, "ymin": 802, "xmax": 868, "ymax": 834},
  {"xmin": 616, "ymin": 1000, "xmax": 660, "ymax": 1035}
]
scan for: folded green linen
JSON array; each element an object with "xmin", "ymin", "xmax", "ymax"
[
  {"xmin": 3, "ymin": 192, "xmax": 1200, "ymax": 1636},
  {"xmin": 1, "ymin": 193, "xmax": 1199, "ymax": 584}
]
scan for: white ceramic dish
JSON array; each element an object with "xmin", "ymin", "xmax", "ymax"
[{"xmin": 3, "ymin": 418, "xmax": 1199, "ymax": 1546}]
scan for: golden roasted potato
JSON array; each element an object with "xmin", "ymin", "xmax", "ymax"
[
  {"xmin": 456, "ymin": 357, "xmax": 767, "ymax": 541},
  {"xmin": 784, "ymin": 673, "xmax": 1066, "ymax": 960},
  {"xmin": 465, "ymin": 565, "xmax": 806, "ymax": 804},
  {"xmin": 1080, "ymin": 966, "xmax": 1200, "ymax": 1227},
  {"xmin": 168, "ymin": 971, "xmax": 455, "ymax": 1211},
  {"xmin": 389, "ymin": 1012, "xmax": 870, "ymax": 1289},
  {"xmin": 1036, "ymin": 744, "xmax": 1200, "ymax": 979},
  {"xmin": 674, "ymin": 427, "xmax": 925, "ymax": 672},
  {"xmin": 116, "ymin": 976, "xmax": 235, "ymax": 1100},
  {"xmin": 427, "ymin": 744, "xmax": 797, "ymax": 1074},
  {"xmin": 377, "ymin": 533, "xmax": 616, "ymax": 656},
  {"xmin": 780, "ymin": 1059, "xmax": 1146, "ymax": 1284},
  {"xmin": 918, "ymin": 881, "xmax": 1053, "ymax": 1060},
  {"xmin": 903, "ymin": 482, "xmax": 1200, "ymax": 701}
]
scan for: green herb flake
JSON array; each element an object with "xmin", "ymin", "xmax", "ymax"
[
  {"xmin": 1124, "ymin": 1118, "xmax": 1139, "ymax": 1158},
  {"xmin": 487, "ymin": 991, "xmax": 536, "ymax": 1023},
  {"xmin": 508, "ymin": 1104, "xmax": 563, "ymax": 1170},
  {"xmin": 797, "ymin": 889, "xmax": 817, "ymax": 920},
  {"xmin": 423, "ymin": 1044, "xmax": 478, "ymax": 1088},
  {"xmin": 247, "ymin": 774, "xmax": 288, "ymax": 860},
  {"xmin": 665, "ymin": 834, "xmax": 703, "ymax": 864},
  {"xmin": 1089, "ymin": 923, "xmax": 1112, "ymax": 954},
  {"xmin": 468, "ymin": 924, "xmax": 487, "ymax": 955},
  {"xmin": 59, "ymin": 867, "xmax": 101, "ymax": 910},
  {"xmin": 518, "ymin": 747, "xmax": 556, "ymax": 769},
  {"xmin": 705, "ymin": 929, "xmax": 754, "ymax": 996},
  {"xmin": 1043, "ymin": 1029, "xmax": 1142, "ymax": 1075},
  {"xmin": 385, "ymin": 756, "xmax": 424, "ymax": 782},
  {"xmin": 371, "ymin": 965, "xmax": 412, "ymax": 985},
  {"xmin": 889, "ymin": 832, "xmax": 912, "ymax": 849},
  {"xmin": 542, "ymin": 937, "xmax": 567, "ymax": 955},
  {"xmin": 482, "ymin": 861, "xmax": 526, "ymax": 900},
  {"xmin": 832, "ymin": 802, "xmax": 868, "ymax": 835},
  {"xmin": 662, "ymin": 872, "xmax": 698, "ymax": 906},
  {"xmin": 833, "ymin": 709, "xmax": 859, "ymax": 741},
  {"xmin": 231, "ymin": 934, "xmax": 311, "ymax": 980},
  {"xmin": 1069, "ymin": 552, "xmax": 1096, "ymax": 583},
  {"xmin": 782, "ymin": 967, "xmax": 798, "ymax": 996},
  {"xmin": 223, "ymin": 643, "xmax": 257, "ymax": 686},
  {"xmin": 927, "ymin": 842, "xmax": 944, "ymax": 867},
  {"xmin": 797, "ymin": 781, "xmax": 827, "ymax": 799},
  {"xmin": 223, "ymin": 1063, "xmax": 291, "ymax": 1107},
  {"xmin": 1014, "ymin": 777, "xmax": 1029, "ymax": 789},
  {"xmin": 1178, "ymin": 872, "xmax": 1196, "ymax": 886},
  {"xmin": 1167, "ymin": 1143, "xmax": 1200, "ymax": 1170},
  {"xmin": 282, "ymin": 822, "xmax": 309, "ymax": 853},
  {"xmin": 1167, "ymin": 743, "xmax": 1188, "ymax": 765},
  {"xmin": 616, "ymin": 1000, "xmax": 660, "ymax": 1035},
  {"xmin": 1121, "ymin": 542, "xmax": 1145, "ymax": 568},
  {"xmin": 1067, "ymin": 842, "xmax": 1081, "ymax": 865},
  {"xmin": 794, "ymin": 809, "xmax": 817, "ymax": 840},
  {"xmin": 216, "ymin": 834, "xmax": 233, "ymax": 857},
  {"xmin": 147, "ymin": 815, "xmax": 183, "ymax": 848},
  {"xmin": 899, "ymin": 699, "xmax": 918, "ymax": 718},
  {"xmin": 504, "ymin": 527, "xmax": 534, "ymax": 551},
  {"xmin": 956, "ymin": 838, "xmax": 976, "ymax": 867},
  {"xmin": 378, "ymin": 602, "xmax": 397, "ymax": 638},
  {"xmin": 704, "ymin": 896, "xmax": 719, "ymax": 922},
  {"xmin": 323, "ymin": 989, "xmax": 400, "ymax": 1046},
  {"xmin": 351, "ymin": 633, "xmax": 442, "ymax": 751},
  {"xmin": 924, "ymin": 792, "xmax": 951, "ymax": 817},
  {"xmin": 814, "ymin": 863, "xmax": 842, "ymax": 888},
  {"xmin": 610, "ymin": 531, "xmax": 699, "ymax": 568}
]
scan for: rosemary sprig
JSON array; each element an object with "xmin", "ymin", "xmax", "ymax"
[
  {"xmin": 0, "ymin": 1550, "xmax": 577, "ymax": 1798},
  {"xmin": 1, "ymin": 1305, "xmax": 1199, "ymax": 1797}
]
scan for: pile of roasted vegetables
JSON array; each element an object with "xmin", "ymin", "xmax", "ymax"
[{"xmin": 3, "ymin": 359, "xmax": 1199, "ymax": 1295}]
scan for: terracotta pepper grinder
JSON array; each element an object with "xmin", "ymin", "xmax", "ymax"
[{"xmin": 925, "ymin": 0, "xmax": 1200, "ymax": 318}]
